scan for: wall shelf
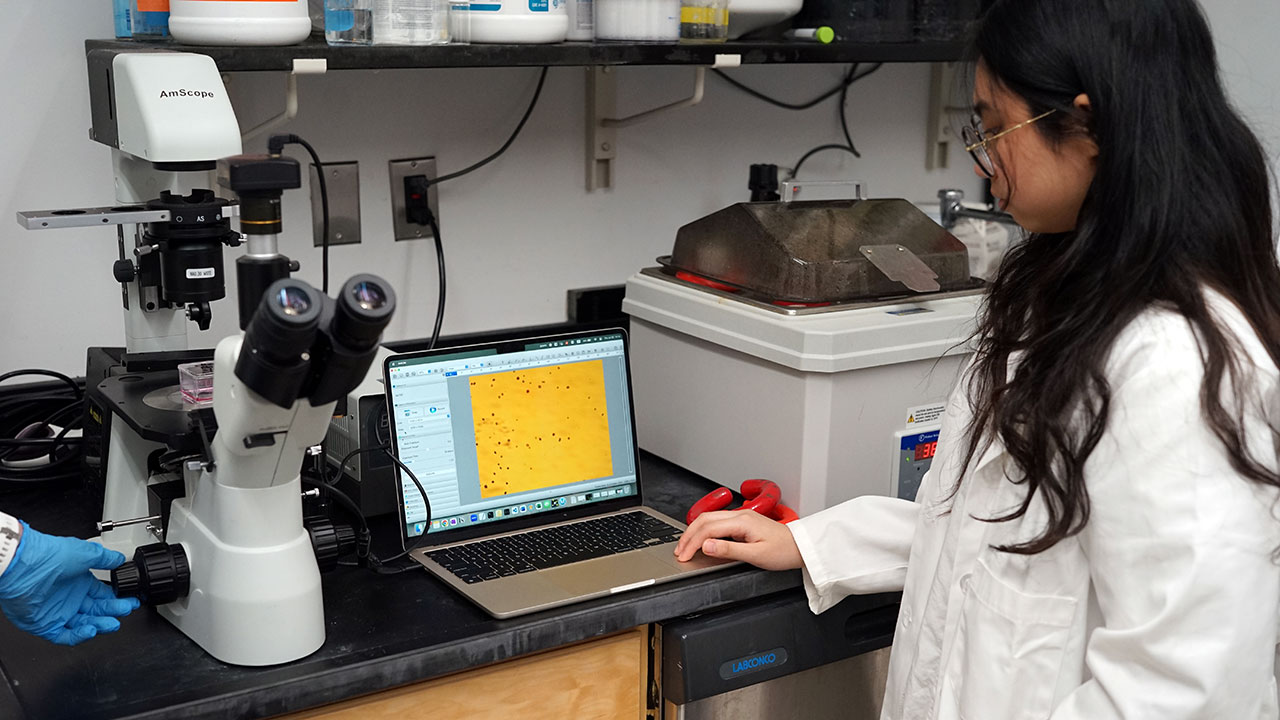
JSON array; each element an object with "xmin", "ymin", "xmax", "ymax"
[{"xmin": 85, "ymin": 36, "xmax": 966, "ymax": 72}]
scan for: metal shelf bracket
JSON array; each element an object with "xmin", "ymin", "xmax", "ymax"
[
  {"xmin": 586, "ymin": 54, "xmax": 741, "ymax": 191},
  {"xmin": 925, "ymin": 61, "xmax": 968, "ymax": 170},
  {"xmin": 240, "ymin": 57, "xmax": 329, "ymax": 144}
]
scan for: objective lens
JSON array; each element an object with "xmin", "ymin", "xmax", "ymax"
[
  {"xmin": 350, "ymin": 281, "xmax": 386, "ymax": 311},
  {"xmin": 277, "ymin": 286, "xmax": 312, "ymax": 316}
]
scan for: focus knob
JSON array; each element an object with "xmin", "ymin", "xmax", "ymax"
[
  {"xmin": 110, "ymin": 543, "xmax": 191, "ymax": 606},
  {"xmin": 112, "ymin": 259, "xmax": 136, "ymax": 283},
  {"xmin": 111, "ymin": 558, "xmax": 141, "ymax": 598},
  {"xmin": 306, "ymin": 516, "xmax": 356, "ymax": 572}
]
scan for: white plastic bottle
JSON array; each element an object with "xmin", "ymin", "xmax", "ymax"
[
  {"xmin": 169, "ymin": 0, "xmax": 312, "ymax": 46},
  {"xmin": 469, "ymin": 0, "xmax": 568, "ymax": 43}
]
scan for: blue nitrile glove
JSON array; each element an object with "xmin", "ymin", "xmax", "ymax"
[{"xmin": 0, "ymin": 523, "xmax": 141, "ymax": 646}]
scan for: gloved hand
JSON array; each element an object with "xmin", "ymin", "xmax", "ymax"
[{"xmin": 0, "ymin": 523, "xmax": 141, "ymax": 646}]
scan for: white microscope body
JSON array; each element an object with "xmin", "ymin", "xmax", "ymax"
[
  {"xmin": 17, "ymin": 51, "xmax": 387, "ymax": 666},
  {"xmin": 158, "ymin": 336, "xmax": 332, "ymax": 666},
  {"xmin": 116, "ymin": 273, "xmax": 396, "ymax": 665},
  {"xmin": 90, "ymin": 51, "xmax": 246, "ymax": 561}
]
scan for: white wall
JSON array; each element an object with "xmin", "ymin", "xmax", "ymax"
[
  {"xmin": 1206, "ymin": 0, "xmax": 1280, "ymax": 167},
  {"xmin": 2, "ymin": 1, "xmax": 1277, "ymax": 376}
]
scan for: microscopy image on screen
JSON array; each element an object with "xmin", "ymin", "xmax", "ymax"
[{"xmin": 470, "ymin": 360, "xmax": 614, "ymax": 498}]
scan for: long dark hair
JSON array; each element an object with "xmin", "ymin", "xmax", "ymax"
[{"xmin": 964, "ymin": 0, "xmax": 1280, "ymax": 553}]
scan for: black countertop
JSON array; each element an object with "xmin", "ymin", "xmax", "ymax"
[{"xmin": 0, "ymin": 452, "xmax": 808, "ymax": 720}]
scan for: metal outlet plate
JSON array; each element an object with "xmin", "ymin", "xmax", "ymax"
[
  {"xmin": 310, "ymin": 161, "xmax": 361, "ymax": 247},
  {"xmin": 389, "ymin": 156, "xmax": 439, "ymax": 241}
]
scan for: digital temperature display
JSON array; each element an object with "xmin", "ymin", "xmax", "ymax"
[
  {"xmin": 897, "ymin": 428, "xmax": 941, "ymax": 502},
  {"xmin": 914, "ymin": 441, "xmax": 938, "ymax": 461}
]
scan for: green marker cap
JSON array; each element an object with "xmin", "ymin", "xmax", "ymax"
[{"xmin": 816, "ymin": 26, "xmax": 835, "ymax": 44}]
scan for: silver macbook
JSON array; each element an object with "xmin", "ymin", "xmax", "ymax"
[{"xmin": 384, "ymin": 328, "xmax": 734, "ymax": 618}]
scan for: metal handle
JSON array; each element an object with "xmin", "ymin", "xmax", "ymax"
[
  {"xmin": 937, "ymin": 188, "xmax": 1015, "ymax": 230},
  {"xmin": 97, "ymin": 514, "xmax": 161, "ymax": 533}
]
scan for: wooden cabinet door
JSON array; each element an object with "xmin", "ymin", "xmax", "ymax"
[{"xmin": 281, "ymin": 627, "xmax": 649, "ymax": 720}]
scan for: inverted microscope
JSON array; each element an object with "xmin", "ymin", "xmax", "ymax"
[{"xmin": 16, "ymin": 50, "xmax": 396, "ymax": 665}]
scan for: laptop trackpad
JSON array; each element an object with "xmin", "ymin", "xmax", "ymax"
[{"xmin": 544, "ymin": 553, "xmax": 678, "ymax": 597}]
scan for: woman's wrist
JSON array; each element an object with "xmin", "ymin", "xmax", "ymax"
[{"xmin": 0, "ymin": 514, "xmax": 25, "ymax": 581}]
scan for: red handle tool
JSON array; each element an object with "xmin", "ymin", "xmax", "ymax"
[{"xmin": 686, "ymin": 479, "xmax": 799, "ymax": 524}]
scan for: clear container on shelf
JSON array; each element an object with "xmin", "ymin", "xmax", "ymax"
[
  {"xmin": 373, "ymin": 0, "xmax": 449, "ymax": 45},
  {"xmin": 679, "ymin": 0, "xmax": 727, "ymax": 43},
  {"xmin": 326, "ymin": 0, "xmax": 374, "ymax": 44},
  {"xmin": 114, "ymin": 0, "xmax": 134, "ymax": 37},
  {"xmin": 131, "ymin": 0, "xmax": 171, "ymax": 38}
]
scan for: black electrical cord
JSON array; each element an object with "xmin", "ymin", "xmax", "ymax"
[
  {"xmin": 301, "ymin": 473, "xmax": 376, "ymax": 566},
  {"xmin": 0, "ymin": 370, "xmax": 81, "ymax": 401},
  {"xmin": 788, "ymin": 144, "xmax": 861, "ymax": 179},
  {"xmin": 372, "ymin": 68, "xmax": 546, "ymax": 350},
  {"xmin": 425, "ymin": 211, "xmax": 445, "ymax": 350},
  {"xmin": 377, "ymin": 449, "xmax": 432, "ymax": 566},
  {"xmin": 711, "ymin": 66, "xmax": 857, "ymax": 111},
  {"xmin": 0, "ymin": 438, "xmax": 83, "ymax": 447},
  {"xmin": 312, "ymin": 444, "xmax": 432, "ymax": 573},
  {"xmin": 269, "ymin": 134, "xmax": 331, "ymax": 295},
  {"xmin": 776, "ymin": 63, "xmax": 884, "ymax": 180},
  {"xmin": 0, "ymin": 371, "xmax": 86, "ymax": 486},
  {"xmin": 326, "ymin": 444, "xmax": 376, "ymax": 488},
  {"xmin": 431, "ymin": 66, "xmax": 550, "ymax": 188}
]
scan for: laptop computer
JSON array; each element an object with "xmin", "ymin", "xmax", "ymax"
[{"xmin": 384, "ymin": 327, "xmax": 735, "ymax": 619}]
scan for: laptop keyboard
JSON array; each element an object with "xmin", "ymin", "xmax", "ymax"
[{"xmin": 424, "ymin": 511, "xmax": 684, "ymax": 584}]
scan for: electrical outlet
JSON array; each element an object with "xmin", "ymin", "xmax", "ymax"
[
  {"xmin": 566, "ymin": 285, "xmax": 626, "ymax": 323},
  {"xmin": 389, "ymin": 157, "xmax": 439, "ymax": 241}
]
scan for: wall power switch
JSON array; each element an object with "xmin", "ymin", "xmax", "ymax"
[{"xmin": 389, "ymin": 156, "xmax": 439, "ymax": 241}]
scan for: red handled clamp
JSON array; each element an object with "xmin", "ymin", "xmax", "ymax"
[{"xmin": 686, "ymin": 479, "xmax": 799, "ymax": 525}]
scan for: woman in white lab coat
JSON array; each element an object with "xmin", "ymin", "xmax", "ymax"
[{"xmin": 675, "ymin": 0, "xmax": 1280, "ymax": 718}]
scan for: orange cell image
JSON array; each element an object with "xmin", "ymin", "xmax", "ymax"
[{"xmin": 471, "ymin": 360, "xmax": 614, "ymax": 498}]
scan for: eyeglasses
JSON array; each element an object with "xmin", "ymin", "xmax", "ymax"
[{"xmin": 961, "ymin": 109, "xmax": 1056, "ymax": 178}]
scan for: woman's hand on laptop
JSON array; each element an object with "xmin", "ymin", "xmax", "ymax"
[{"xmin": 674, "ymin": 510, "xmax": 803, "ymax": 571}]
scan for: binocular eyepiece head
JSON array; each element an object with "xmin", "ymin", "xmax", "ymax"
[{"xmin": 235, "ymin": 275, "xmax": 397, "ymax": 409}]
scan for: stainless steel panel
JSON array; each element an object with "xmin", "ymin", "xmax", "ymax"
[
  {"xmin": 668, "ymin": 646, "xmax": 890, "ymax": 720},
  {"xmin": 310, "ymin": 160, "xmax": 361, "ymax": 246}
]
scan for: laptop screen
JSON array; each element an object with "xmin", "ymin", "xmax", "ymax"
[{"xmin": 386, "ymin": 330, "xmax": 640, "ymax": 541}]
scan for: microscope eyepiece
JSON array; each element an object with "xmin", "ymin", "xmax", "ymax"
[
  {"xmin": 235, "ymin": 279, "xmax": 323, "ymax": 408},
  {"xmin": 250, "ymin": 280, "xmax": 322, "ymax": 362},
  {"xmin": 275, "ymin": 285, "xmax": 314, "ymax": 317},
  {"xmin": 350, "ymin": 280, "xmax": 387, "ymax": 311},
  {"xmin": 331, "ymin": 274, "xmax": 396, "ymax": 351}
]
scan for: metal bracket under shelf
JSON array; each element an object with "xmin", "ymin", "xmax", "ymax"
[
  {"xmin": 586, "ymin": 54, "xmax": 741, "ymax": 191},
  {"xmin": 926, "ymin": 61, "xmax": 969, "ymax": 170},
  {"xmin": 239, "ymin": 57, "xmax": 329, "ymax": 144}
]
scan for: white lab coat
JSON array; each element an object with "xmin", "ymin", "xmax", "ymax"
[{"xmin": 789, "ymin": 295, "xmax": 1280, "ymax": 720}]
